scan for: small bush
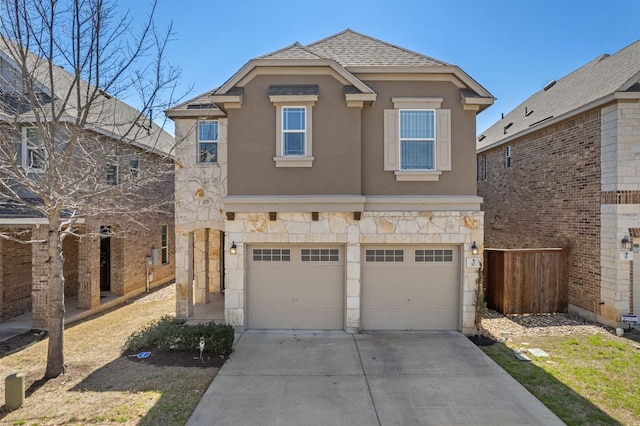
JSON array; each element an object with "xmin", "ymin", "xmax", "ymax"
[{"xmin": 125, "ymin": 316, "xmax": 234, "ymax": 356}]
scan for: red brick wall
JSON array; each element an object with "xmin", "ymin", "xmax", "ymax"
[
  {"xmin": 1, "ymin": 238, "xmax": 32, "ymax": 320},
  {"xmin": 478, "ymin": 109, "xmax": 601, "ymax": 314}
]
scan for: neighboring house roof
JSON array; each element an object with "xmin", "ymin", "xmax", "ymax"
[
  {"xmin": 167, "ymin": 29, "xmax": 493, "ymax": 116},
  {"xmin": 478, "ymin": 39, "xmax": 640, "ymax": 152},
  {"xmin": 0, "ymin": 37, "xmax": 174, "ymax": 156}
]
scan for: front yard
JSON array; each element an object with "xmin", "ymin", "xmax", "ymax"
[{"xmin": 480, "ymin": 313, "xmax": 640, "ymax": 425}]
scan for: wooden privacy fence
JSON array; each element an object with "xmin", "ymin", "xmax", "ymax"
[{"xmin": 485, "ymin": 248, "xmax": 568, "ymax": 314}]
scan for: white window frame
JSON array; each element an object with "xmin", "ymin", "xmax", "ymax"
[
  {"xmin": 506, "ymin": 145, "xmax": 512, "ymax": 168},
  {"xmin": 198, "ymin": 120, "xmax": 219, "ymax": 164},
  {"xmin": 281, "ymin": 106, "xmax": 307, "ymax": 157},
  {"xmin": 398, "ymin": 109, "xmax": 436, "ymax": 172},
  {"xmin": 161, "ymin": 224, "xmax": 169, "ymax": 265},
  {"xmin": 106, "ymin": 148, "xmax": 118, "ymax": 185},
  {"xmin": 384, "ymin": 97, "xmax": 450, "ymax": 181},
  {"xmin": 270, "ymin": 95, "xmax": 317, "ymax": 167},
  {"xmin": 21, "ymin": 127, "xmax": 46, "ymax": 173},
  {"xmin": 129, "ymin": 154, "xmax": 139, "ymax": 178}
]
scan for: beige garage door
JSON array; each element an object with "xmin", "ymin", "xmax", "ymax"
[
  {"xmin": 247, "ymin": 246, "xmax": 344, "ymax": 330},
  {"xmin": 362, "ymin": 246, "xmax": 460, "ymax": 331}
]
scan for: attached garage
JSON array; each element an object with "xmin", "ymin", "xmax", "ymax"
[
  {"xmin": 247, "ymin": 245, "xmax": 344, "ymax": 330},
  {"xmin": 361, "ymin": 245, "xmax": 460, "ymax": 331}
]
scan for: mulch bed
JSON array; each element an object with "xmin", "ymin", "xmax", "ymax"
[
  {"xmin": 122, "ymin": 349, "xmax": 227, "ymax": 368},
  {"xmin": 0, "ymin": 329, "xmax": 47, "ymax": 356},
  {"xmin": 467, "ymin": 334, "xmax": 497, "ymax": 347}
]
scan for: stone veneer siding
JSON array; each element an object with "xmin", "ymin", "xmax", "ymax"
[
  {"xmin": 224, "ymin": 210, "xmax": 483, "ymax": 334},
  {"xmin": 478, "ymin": 109, "xmax": 602, "ymax": 318},
  {"xmin": 600, "ymin": 100, "xmax": 640, "ymax": 321}
]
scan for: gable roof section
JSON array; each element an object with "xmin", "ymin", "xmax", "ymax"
[
  {"xmin": 167, "ymin": 29, "xmax": 493, "ymax": 115},
  {"xmin": 478, "ymin": 39, "xmax": 640, "ymax": 152},
  {"xmin": 0, "ymin": 38, "xmax": 174, "ymax": 156},
  {"xmin": 306, "ymin": 29, "xmax": 449, "ymax": 68}
]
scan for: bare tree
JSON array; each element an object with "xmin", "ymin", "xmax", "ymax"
[{"xmin": 0, "ymin": 0, "xmax": 180, "ymax": 378}]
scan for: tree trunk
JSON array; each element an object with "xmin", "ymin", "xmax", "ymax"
[{"xmin": 45, "ymin": 220, "xmax": 66, "ymax": 378}]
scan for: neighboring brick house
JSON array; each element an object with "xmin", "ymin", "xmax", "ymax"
[
  {"xmin": 0, "ymin": 45, "xmax": 176, "ymax": 328},
  {"xmin": 477, "ymin": 40, "xmax": 640, "ymax": 327},
  {"xmin": 166, "ymin": 30, "xmax": 493, "ymax": 333}
]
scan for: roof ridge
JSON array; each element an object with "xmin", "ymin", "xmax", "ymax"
[{"xmin": 307, "ymin": 29, "xmax": 450, "ymax": 66}]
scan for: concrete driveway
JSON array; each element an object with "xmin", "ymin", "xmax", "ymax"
[{"xmin": 187, "ymin": 332, "xmax": 563, "ymax": 426}]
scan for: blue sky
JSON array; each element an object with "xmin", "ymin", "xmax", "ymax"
[{"xmin": 121, "ymin": 0, "xmax": 640, "ymax": 134}]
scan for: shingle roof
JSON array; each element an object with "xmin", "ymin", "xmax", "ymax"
[
  {"xmin": 261, "ymin": 29, "xmax": 449, "ymax": 68},
  {"xmin": 260, "ymin": 42, "xmax": 325, "ymax": 60},
  {"xmin": 0, "ymin": 37, "xmax": 174, "ymax": 156},
  {"xmin": 478, "ymin": 39, "xmax": 640, "ymax": 151},
  {"xmin": 306, "ymin": 29, "xmax": 449, "ymax": 68}
]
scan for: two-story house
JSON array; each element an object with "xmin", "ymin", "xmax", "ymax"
[
  {"xmin": 0, "ymin": 43, "xmax": 176, "ymax": 328},
  {"xmin": 167, "ymin": 30, "xmax": 493, "ymax": 333},
  {"xmin": 477, "ymin": 39, "xmax": 640, "ymax": 327}
]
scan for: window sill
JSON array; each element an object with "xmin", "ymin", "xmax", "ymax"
[
  {"xmin": 394, "ymin": 170, "xmax": 442, "ymax": 181},
  {"xmin": 273, "ymin": 156, "xmax": 314, "ymax": 167}
]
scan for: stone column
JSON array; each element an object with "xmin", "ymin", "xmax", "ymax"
[
  {"xmin": 31, "ymin": 226, "xmax": 49, "ymax": 329},
  {"xmin": 175, "ymin": 229, "xmax": 194, "ymax": 319}
]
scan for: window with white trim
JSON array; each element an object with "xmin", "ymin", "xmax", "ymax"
[
  {"xmin": 384, "ymin": 97, "xmax": 451, "ymax": 181},
  {"xmin": 22, "ymin": 127, "xmax": 46, "ymax": 172},
  {"xmin": 198, "ymin": 120, "xmax": 218, "ymax": 164},
  {"xmin": 270, "ymin": 93, "xmax": 317, "ymax": 167},
  {"xmin": 106, "ymin": 148, "xmax": 118, "ymax": 185},
  {"xmin": 130, "ymin": 154, "xmax": 139, "ymax": 178},
  {"xmin": 400, "ymin": 110, "xmax": 435, "ymax": 170},
  {"xmin": 282, "ymin": 107, "xmax": 306, "ymax": 156},
  {"xmin": 505, "ymin": 146, "xmax": 512, "ymax": 168}
]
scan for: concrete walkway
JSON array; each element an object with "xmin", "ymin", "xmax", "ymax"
[{"xmin": 187, "ymin": 332, "xmax": 564, "ymax": 426}]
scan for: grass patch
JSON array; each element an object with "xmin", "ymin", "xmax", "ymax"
[
  {"xmin": 125, "ymin": 316, "xmax": 234, "ymax": 356},
  {"xmin": 481, "ymin": 332, "xmax": 640, "ymax": 425}
]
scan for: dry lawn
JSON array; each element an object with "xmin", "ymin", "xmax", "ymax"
[{"xmin": 0, "ymin": 284, "xmax": 217, "ymax": 425}]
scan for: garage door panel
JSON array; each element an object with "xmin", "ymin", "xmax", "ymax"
[
  {"xmin": 248, "ymin": 246, "xmax": 344, "ymax": 330},
  {"xmin": 362, "ymin": 246, "xmax": 460, "ymax": 331}
]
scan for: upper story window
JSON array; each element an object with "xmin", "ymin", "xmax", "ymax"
[
  {"xmin": 22, "ymin": 127, "xmax": 46, "ymax": 172},
  {"xmin": 130, "ymin": 154, "xmax": 139, "ymax": 178},
  {"xmin": 282, "ymin": 107, "xmax": 306, "ymax": 156},
  {"xmin": 198, "ymin": 120, "xmax": 218, "ymax": 164},
  {"xmin": 506, "ymin": 145, "xmax": 512, "ymax": 168},
  {"xmin": 106, "ymin": 148, "xmax": 118, "ymax": 185},
  {"xmin": 384, "ymin": 97, "xmax": 450, "ymax": 181},
  {"xmin": 399, "ymin": 110, "xmax": 435, "ymax": 170},
  {"xmin": 269, "ymin": 85, "xmax": 317, "ymax": 168}
]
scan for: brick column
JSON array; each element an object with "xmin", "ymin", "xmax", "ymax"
[
  {"xmin": 31, "ymin": 226, "xmax": 49, "ymax": 329},
  {"xmin": 78, "ymin": 232, "xmax": 100, "ymax": 309}
]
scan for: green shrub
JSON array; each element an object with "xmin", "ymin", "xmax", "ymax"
[{"xmin": 125, "ymin": 316, "xmax": 234, "ymax": 356}]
